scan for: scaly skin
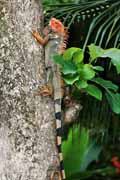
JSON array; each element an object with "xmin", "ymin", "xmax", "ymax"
[{"xmin": 32, "ymin": 18, "xmax": 68, "ymax": 180}]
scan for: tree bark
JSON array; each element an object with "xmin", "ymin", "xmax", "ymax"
[{"xmin": 0, "ymin": 0, "xmax": 58, "ymax": 179}]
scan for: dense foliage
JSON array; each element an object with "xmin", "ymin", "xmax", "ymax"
[
  {"xmin": 53, "ymin": 45, "xmax": 120, "ymax": 114},
  {"xmin": 62, "ymin": 126, "xmax": 115, "ymax": 179},
  {"xmin": 42, "ymin": 0, "xmax": 120, "ymax": 179},
  {"xmin": 43, "ymin": 0, "xmax": 120, "ymax": 49},
  {"xmin": 53, "ymin": 44, "xmax": 120, "ymax": 179}
]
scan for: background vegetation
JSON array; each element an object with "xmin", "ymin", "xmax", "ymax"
[{"xmin": 42, "ymin": 0, "xmax": 120, "ymax": 179}]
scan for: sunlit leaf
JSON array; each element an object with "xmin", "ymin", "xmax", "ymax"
[
  {"xmin": 78, "ymin": 64, "xmax": 95, "ymax": 80},
  {"xmin": 93, "ymin": 66, "xmax": 104, "ymax": 71},
  {"xmin": 85, "ymin": 84, "xmax": 102, "ymax": 100},
  {"xmin": 88, "ymin": 44, "xmax": 104, "ymax": 62},
  {"xmin": 73, "ymin": 49, "xmax": 84, "ymax": 63},
  {"xmin": 101, "ymin": 48, "xmax": 120, "ymax": 74},
  {"xmin": 63, "ymin": 47, "xmax": 81, "ymax": 60},
  {"xmin": 63, "ymin": 75, "xmax": 79, "ymax": 85},
  {"xmin": 88, "ymin": 45, "xmax": 120, "ymax": 74}
]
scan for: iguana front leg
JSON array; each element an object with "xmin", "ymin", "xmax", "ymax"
[
  {"xmin": 32, "ymin": 30, "xmax": 54, "ymax": 96},
  {"xmin": 32, "ymin": 30, "xmax": 49, "ymax": 46}
]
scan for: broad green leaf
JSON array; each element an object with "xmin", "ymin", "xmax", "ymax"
[
  {"xmin": 101, "ymin": 48, "xmax": 120, "ymax": 74},
  {"xmin": 79, "ymin": 128, "xmax": 90, "ymax": 164},
  {"xmin": 80, "ymin": 141, "xmax": 102, "ymax": 171},
  {"xmin": 93, "ymin": 66, "xmax": 104, "ymax": 71},
  {"xmin": 105, "ymin": 91, "xmax": 120, "ymax": 114},
  {"xmin": 85, "ymin": 84, "xmax": 102, "ymax": 100},
  {"xmin": 62, "ymin": 126, "xmax": 89, "ymax": 178},
  {"xmin": 92, "ymin": 77, "xmax": 118, "ymax": 92},
  {"xmin": 78, "ymin": 64, "xmax": 95, "ymax": 80},
  {"xmin": 88, "ymin": 45, "xmax": 120, "ymax": 73},
  {"xmin": 63, "ymin": 75, "xmax": 79, "ymax": 85},
  {"xmin": 88, "ymin": 44, "xmax": 104, "ymax": 62},
  {"xmin": 75, "ymin": 79, "xmax": 88, "ymax": 89},
  {"xmin": 76, "ymin": 63, "xmax": 84, "ymax": 71},
  {"xmin": 62, "ymin": 126, "xmax": 102, "ymax": 179},
  {"xmin": 73, "ymin": 49, "xmax": 84, "ymax": 63},
  {"xmin": 63, "ymin": 47, "xmax": 81, "ymax": 60},
  {"xmin": 62, "ymin": 61, "xmax": 77, "ymax": 75},
  {"xmin": 52, "ymin": 54, "xmax": 64, "ymax": 65}
]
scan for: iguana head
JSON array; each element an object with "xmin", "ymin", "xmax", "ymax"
[{"xmin": 49, "ymin": 18, "xmax": 65, "ymax": 34}]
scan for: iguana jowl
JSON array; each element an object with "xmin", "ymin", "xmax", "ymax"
[{"xmin": 32, "ymin": 18, "xmax": 68, "ymax": 180}]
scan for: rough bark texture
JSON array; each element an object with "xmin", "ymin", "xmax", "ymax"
[{"xmin": 0, "ymin": 0, "xmax": 58, "ymax": 179}]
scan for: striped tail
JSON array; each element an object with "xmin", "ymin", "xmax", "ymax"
[
  {"xmin": 55, "ymin": 106, "xmax": 66, "ymax": 180},
  {"xmin": 53, "ymin": 66, "xmax": 66, "ymax": 180}
]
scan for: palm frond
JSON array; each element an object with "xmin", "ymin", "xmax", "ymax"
[
  {"xmin": 44, "ymin": 0, "xmax": 120, "ymax": 49},
  {"xmin": 44, "ymin": 0, "xmax": 111, "ymax": 25},
  {"xmin": 83, "ymin": 1, "xmax": 120, "ymax": 49}
]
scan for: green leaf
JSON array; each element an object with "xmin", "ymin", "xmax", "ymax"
[
  {"xmin": 80, "ymin": 141, "xmax": 102, "ymax": 171},
  {"xmin": 62, "ymin": 126, "xmax": 102, "ymax": 178},
  {"xmin": 52, "ymin": 54, "xmax": 64, "ymax": 65},
  {"xmin": 62, "ymin": 126, "xmax": 89, "ymax": 178},
  {"xmin": 101, "ymin": 48, "xmax": 120, "ymax": 74},
  {"xmin": 78, "ymin": 64, "xmax": 95, "ymax": 80},
  {"xmin": 88, "ymin": 45, "xmax": 120, "ymax": 74},
  {"xmin": 93, "ymin": 66, "xmax": 104, "ymax": 71},
  {"xmin": 62, "ymin": 61, "xmax": 77, "ymax": 75},
  {"xmin": 75, "ymin": 79, "xmax": 88, "ymax": 89},
  {"xmin": 63, "ymin": 47, "xmax": 81, "ymax": 60},
  {"xmin": 91, "ymin": 78, "xmax": 120, "ymax": 113},
  {"xmin": 73, "ymin": 49, "xmax": 84, "ymax": 63},
  {"xmin": 92, "ymin": 77, "xmax": 118, "ymax": 92},
  {"xmin": 105, "ymin": 91, "xmax": 120, "ymax": 114},
  {"xmin": 88, "ymin": 44, "xmax": 104, "ymax": 62},
  {"xmin": 85, "ymin": 84, "xmax": 102, "ymax": 100},
  {"xmin": 63, "ymin": 75, "xmax": 79, "ymax": 85}
]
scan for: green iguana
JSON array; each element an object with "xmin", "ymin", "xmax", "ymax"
[{"xmin": 32, "ymin": 18, "xmax": 82, "ymax": 180}]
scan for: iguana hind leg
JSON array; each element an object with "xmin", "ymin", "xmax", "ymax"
[
  {"xmin": 50, "ymin": 171, "xmax": 61, "ymax": 180},
  {"xmin": 38, "ymin": 79, "xmax": 65, "ymax": 97},
  {"xmin": 34, "ymin": 86, "xmax": 53, "ymax": 97},
  {"xmin": 40, "ymin": 85, "xmax": 53, "ymax": 96}
]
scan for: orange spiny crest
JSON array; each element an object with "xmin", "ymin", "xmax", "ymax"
[
  {"xmin": 61, "ymin": 27, "xmax": 69, "ymax": 54},
  {"xmin": 60, "ymin": 40, "xmax": 68, "ymax": 54},
  {"xmin": 64, "ymin": 27, "xmax": 69, "ymax": 39},
  {"xmin": 60, "ymin": 31, "xmax": 69, "ymax": 54}
]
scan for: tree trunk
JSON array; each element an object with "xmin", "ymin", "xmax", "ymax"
[{"xmin": 0, "ymin": 0, "xmax": 58, "ymax": 179}]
